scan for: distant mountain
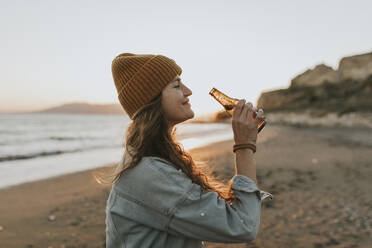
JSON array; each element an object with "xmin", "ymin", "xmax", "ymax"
[{"xmin": 32, "ymin": 102, "xmax": 126, "ymax": 115}]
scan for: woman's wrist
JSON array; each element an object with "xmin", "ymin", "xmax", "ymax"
[
  {"xmin": 233, "ymin": 142, "xmax": 257, "ymax": 153},
  {"xmin": 235, "ymin": 148, "xmax": 254, "ymax": 155},
  {"xmin": 234, "ymin": 148, "xmax": 257, "ymax": 184}
]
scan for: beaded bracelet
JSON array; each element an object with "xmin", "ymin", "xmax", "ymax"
[{"xmin": 233, "ymin": 142, "xmax": 257, "ymax": 153}]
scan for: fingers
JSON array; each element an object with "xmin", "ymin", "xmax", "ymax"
[
  {"xmin": 252, "ymin": 106, "xmax": 258, "ymax": 113},
  {"xmin": 252, "ymin": 106, "xmax": 258, "ymax": 118},
  {"xmin": 244, "ymin": 104, "xmax": 265, "ymax": 127},
  {"xmin": 233, "ymin": 100, "xmax": 264, "ymax": 124},
  {"xmin": 243, "ymin": 102, "xmax": 254, "ymax": 121},
  {"xmin": 233, "ymin": 99, "xmax": 245, "ymax": 118}
]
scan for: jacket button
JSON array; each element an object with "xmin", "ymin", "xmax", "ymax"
[{"xmin": 200, "ymin": 212, "xmax": 205, "ymax": 217}]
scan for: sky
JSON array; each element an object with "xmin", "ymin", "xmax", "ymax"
[{"xmin": 1, "ymin": 0, "xmax": 372, "ymax": 116}]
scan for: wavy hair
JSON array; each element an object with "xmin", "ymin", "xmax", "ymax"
[{"xmin": 96, "ymin": 93, "xmax": 236, "ymax": 204}]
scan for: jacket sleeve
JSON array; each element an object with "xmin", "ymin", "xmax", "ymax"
[{"xmin": 147, "ymin": 157, "xmax": 263, "ymax": 243}]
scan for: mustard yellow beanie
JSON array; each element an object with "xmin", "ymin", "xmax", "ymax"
[{"xmin": 112, "ymin": 53, "xmax": 182, "ymax": 119}]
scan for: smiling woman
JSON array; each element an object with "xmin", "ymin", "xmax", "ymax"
[
  {"xmin": 161, "ymin": 75, "xmax": 194, "ymax": 126},
  {"xmin": 101, "ymin": 53, "xmax": 267, "ymax": 248}
]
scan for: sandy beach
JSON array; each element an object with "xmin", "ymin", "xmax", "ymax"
[{"xmin": 0, "ymin": 124, "xmax": 371, "ymax": 248}]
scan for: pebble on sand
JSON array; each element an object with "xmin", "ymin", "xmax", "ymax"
[{"xmin": 48, "ymin": 215, "xmax": 56, "ymax": 221}]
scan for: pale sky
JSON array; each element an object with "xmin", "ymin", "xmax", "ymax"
[{"xmin": 1, "ymin": 0, "xmax": 372, "ymax": 116}]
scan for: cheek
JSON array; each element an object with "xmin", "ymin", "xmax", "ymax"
[
  {"xmin": 162, "ymin": 97, "xmax": 177, "ymax": 115},
  {"xmin": 162, "ymin": 97, "xmax": 185, "ymax": 119}
]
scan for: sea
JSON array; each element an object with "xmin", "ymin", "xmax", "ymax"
[{"xmin": 0, "ymin": 113, "xmax": 233, "ymax": 189}]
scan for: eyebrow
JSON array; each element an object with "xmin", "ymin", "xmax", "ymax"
[{"xmin": 174, "ymin": 78, "xmax": 181, "ymax": 84}]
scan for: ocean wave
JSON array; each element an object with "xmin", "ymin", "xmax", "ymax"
[
  {"xmin": 0, "ymin": 149, "xmax": 82, "ymax": 162},
  {"xmin": 49, "ymin": 136, "xmax": 81, "ymax": 141},
  {"xmin": 0, "ymin": 144, "xmax": 121, "ymax": 163},
  {"xmin": 49, "ymin": 136, "xmax": 98, "ymax": 141}
]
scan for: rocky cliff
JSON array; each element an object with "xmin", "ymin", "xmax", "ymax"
[
  {"xmin": 258, "ymin": 52, "xmax": 372, "ymax": 115},
  {"xmin": 339, "ymin": 52, "xmax": 372, "ymax": 81},
  {"xmin": 290, "ymin": 64, "xmax": 339, "ymax": 88}
]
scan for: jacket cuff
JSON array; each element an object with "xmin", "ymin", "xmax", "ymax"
[
  {"xmin": 232, "ymin": 175, "xmax": 259, "ymax": 193},
  {"xmin": 232, "ymin": 175, "xmax": 274, "ymax": 201}
]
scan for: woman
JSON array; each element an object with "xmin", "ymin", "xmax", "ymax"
[{"xmin": 105, "ymin": 53, "xmax": 268, "ymax": 248}]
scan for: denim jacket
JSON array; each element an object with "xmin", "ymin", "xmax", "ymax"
[{"xmin": 105, "ymin": 156, "xmax": 272, "ymax": 248}]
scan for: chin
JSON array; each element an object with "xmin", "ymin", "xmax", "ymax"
[
  {"xmin": 175, "ymin": 112, "xmax": 195, "ymax": 125},
  {"xmin": 187, "ymin": 109, "xmax": 195, "ymax": 120}
]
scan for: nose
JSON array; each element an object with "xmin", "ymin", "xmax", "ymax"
[{"xmin": 183, "ymin": 84, "xmax": 192, "ymax": 97}]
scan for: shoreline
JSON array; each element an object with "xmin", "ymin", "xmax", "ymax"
[{"xmin": 0, "ymin": 122, "xmax": 234, "ymax": 190}]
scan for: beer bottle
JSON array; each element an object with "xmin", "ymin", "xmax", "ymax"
[{"xmin": 209, "ymin": 87, "xmax": 266, "ymax": 133}]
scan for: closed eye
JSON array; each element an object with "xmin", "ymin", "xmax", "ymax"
[{"xmin": 174, "ymin": 78, "xmax": 182, "ymax": 88}]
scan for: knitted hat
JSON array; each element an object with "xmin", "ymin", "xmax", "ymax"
[{"xmin": 112, "ymin": 53, "xmax": 182, "ymax": 119}]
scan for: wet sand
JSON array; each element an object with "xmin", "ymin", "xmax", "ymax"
[{"xmin": 0, "ymin": 124, "xmax": 371, "ymax": 248}]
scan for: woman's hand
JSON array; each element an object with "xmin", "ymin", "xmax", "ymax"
[{"xmin": 232, "ymin": 99, "xmax": 265, "ymax": 144}]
